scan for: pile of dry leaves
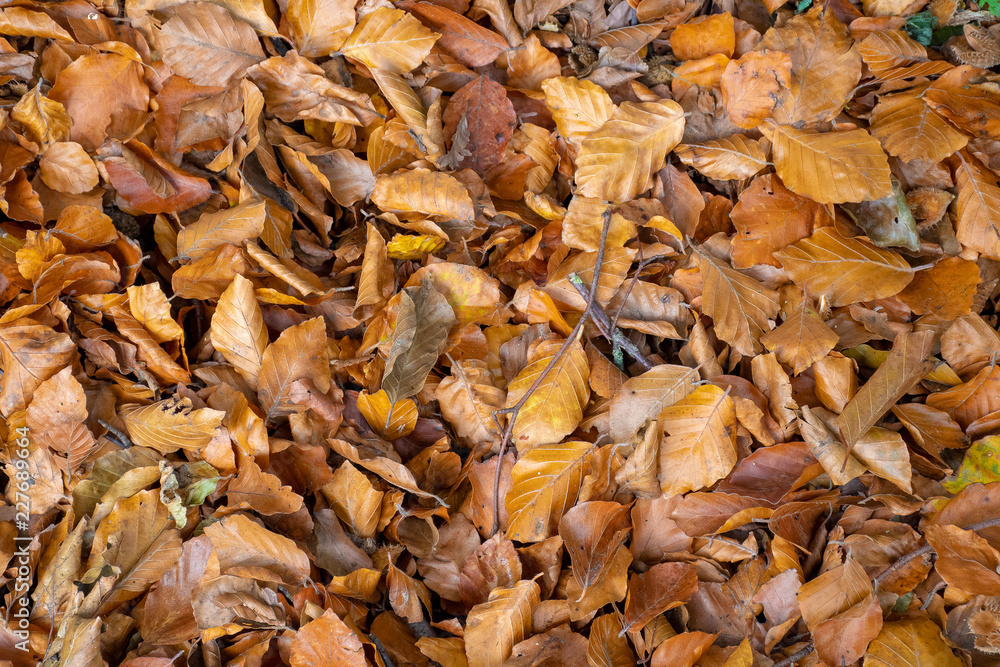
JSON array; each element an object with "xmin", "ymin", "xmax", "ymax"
[{"xmin": 3, "ymin": 0, "xmax": 1000, "ymax": 663}]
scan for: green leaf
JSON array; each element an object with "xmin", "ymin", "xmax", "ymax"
[
  {"xmin": 943, "ymin": 435, "xmax": 1000, "ymax": 493},
  {"xmin": 904, "ymin": 12, "xmax": 936, "ymax": 46}
]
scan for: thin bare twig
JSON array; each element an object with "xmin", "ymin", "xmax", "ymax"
[
  {"xmin": 773, "ymin": 642, "xmax": 813, "ymax": 667},
  {"xmin": 567, "ymin": 273, "xmax": 653, "ymax": 371},
  {"xmin": 874, "ymin": 515, "xmax": 1000, "ymax": 584},
  {"xmin": 489, "ymin": 207, "xmax": 614, "ymax": 536}
]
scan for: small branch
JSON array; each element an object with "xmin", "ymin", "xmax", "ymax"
[
  {"xmin": 567, "ymin": 273, "xmax": 653, "ymax": 371},
  {"xmin": 874, "ymin": 515, "xmax": 1000, "ymax": 584},
  {"xmin": 773, "ymin": 643, "xmax": 813, "ymax": 667},
  {"xmin": 489, "ymin": 207, "xmax": 614, "ymax": 536}
]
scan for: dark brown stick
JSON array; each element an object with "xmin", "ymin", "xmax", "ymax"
[
  {"xmin": 773, "ymin": 643, "xmax": 813, "ymax": 667},
  {"xmin": 489, "ymin": 207, "xmax": 614, "ymax": 536},
  {"xmin": 567, "ymin": 273, "xmax": 653, "ymax": 371}
]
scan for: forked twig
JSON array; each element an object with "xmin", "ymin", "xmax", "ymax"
[
  {"xmin": 568, "ymin": 273, "xmax": 653, "ymax": 371},
  {"xmin": 489, "ymin": 207, "xmax": 614, "ymax": 536}
]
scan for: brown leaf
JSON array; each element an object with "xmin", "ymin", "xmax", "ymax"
[
  {"xmin": 383, "ymin": 278, "xmax": 456, "ymax": 405},
  {"xmin": 156, "ymin": 3, "xmax": 264, "ymax": 88},
  {"xmin": 290, "ymin": 609, "xmax": 367, "ymax": 667},
  {"xmin": 623, "ymin": 562, "xmax": 699, "ymax": 632},
  {"xmin": 258, "ymin": 316, "xmax": 331, "ymax": 423},
  {"xmin": 699, "ymin": 250, "xmax": 781, "ymax": 356},
  {"xmin": 399, "ymin": 0, "xmax": 509, "ymax": 67},
  {"xmin": 608, "ymin": 364, "xmax": 699, "ymax": 443},
  {"xmin": 721, "ymin": 50, "xmax": 793, "ymax": 129},
  {"xmin": 761, "ymin": 5, "xmax": 862, "ymax": 125},
  {"xmin": 48, "ymin": 53, "xmax": 149, "ymax": 152},
  {"xmin": 760, "ymin": 305, "xmax": 839, "ymax": 375},
  {"xmin": 0, "ymin": 319, "xmax": 77, "ymax": 417},
  {"xmin": 442, "ymin": 76, "xmax": 516, "ymax": 175},
  {"xmin": 730, "ymin": 173, "xmax": 829, "ymax": 269}
]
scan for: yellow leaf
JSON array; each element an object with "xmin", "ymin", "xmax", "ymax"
[
  {"xmin": 540, "ymin": 76, "xmax": 614, "ymax": 149},
  {"xmin": 674, "ymin": 135, "xmax": 768, "ymax": 181},
  {"xmin": 89, "ymin": 489, "xmax": 183, "ymax": 616},
  {"xmin": 354, "ymin": 222, "xmax": 395, "ymax": 319},
  {"xmin": 386, "ymin": 233, "xmax": 446, "ymax": 259},
  {"xmin": 505, "ymin": 336, "xmax": 590, "ymax": 452},
  {"xmin": 323, "ymin": 460, "xmax": 383, "ymax": 539},
  {"xmin": 211, "ymin": 274, "xmax": 268, "ymax": 389},
  {"xmin": 120, "ymin": 396, "xmax": 225, "ymax": 454},
  {"xmin": 575, "ymin": 100, "xmax": 685, "ymax": 203},
  {"xmin": 657, "ymin": 384, "xmax": 737, "ymax": 496},
  {"xmin": 774, "ymin": 227, "xmax": 915, "ymax": 307},
  {"xmin": 406, "ymin": 262, "xmax": 512, "ymax": 326},
  {"xmin": 371, "ymin": 68, "xmax": 441, "ymax": 158},
  {"xmin": 505, "ymin": 441, "xmax": 592, "ymax": 542},
  {"xmin": 341, "ymin": 7, "xmax": 440, "ymax": 74},
  {"xmin": 768, "ymin": 122, "xmax": 892, "ymax": 204},
  {"xmin": 357, "ymin": 389, "xmax": 418, "ymax": 439},
  {"xmin": 373, "ymin": 168, "xmax": 474, "ymax": 221},
  {"xmin": 286, "ymin": 0, "xmax": 355, "ymax": 57},
  {"xmin": 127, "ymin": 283, "xmax": 184, "ymax": 345},
  {"xmin": 835, "ymin": 330, "xmax": 934, "ymax": 449},
  {"xmin": 865, "ymin": 618, "xmax": 963, "ymax": 666},
  {"xmin": 176, "ymin": 199, "xmax": 266, "ymax": 262},
  {"xmin": 465, "ymin": 580, "xmax": 540, "ymax": 667},
  {"xmin": 12, "ymin": 84, "xmax": 71, "ymax": 147}
]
